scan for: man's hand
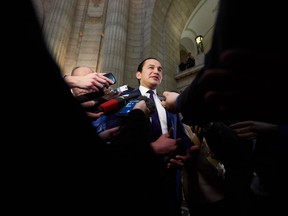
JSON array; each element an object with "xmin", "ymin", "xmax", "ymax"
[
  {"xmin": 151, "ymin": 133, "xmax": 179, "ymax": 155},
  {"xmin": 98, "ymin": 126, "xmax": 121, "ymax": 143},
  {"xmin": 229, "ymin": 120, "xmax": 278, "ymax": 139},
  {"xmin": 161, "ymin": 91, "xmax": 180, "ymax": 113}
]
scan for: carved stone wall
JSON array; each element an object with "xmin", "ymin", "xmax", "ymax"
[{"xmin": 35, "ymin": 0, "xmax": 209, "ymax": 93}]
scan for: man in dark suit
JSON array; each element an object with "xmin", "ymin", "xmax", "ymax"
[
  {"xmin": 93, "ymin": 57, "xmax": 193, "ymax": 215},
  {"xmin": 126, "ymin": 57, "xmax": 193, "ymax": 216}
]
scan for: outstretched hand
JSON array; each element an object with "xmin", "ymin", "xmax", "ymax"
[{"xmin": 161, "ymin": 91, "xmax": 180, "ymax": 113}]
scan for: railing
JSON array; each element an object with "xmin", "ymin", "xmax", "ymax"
[{"xmin": 174, "ymin": 63, "xmax": 204, "ymax": 92}]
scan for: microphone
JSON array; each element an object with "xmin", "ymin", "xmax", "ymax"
[
  {"xmin": 95, "ymin": 93, "xmax": 140, "ymax": 114},
  {"xmin": 75, "ymin": 84, "xmax": 129, "ymax": 103},
  {"xmin": 75, "ymin": 90, "xmax": 105, "ymax": 103},
  {"xmin": 76, "ymin": 85, "xmax": 132, "ymax": 112}
]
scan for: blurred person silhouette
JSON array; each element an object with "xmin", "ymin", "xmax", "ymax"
[
  {"xmin": 180, "ymin": 119, "xmax": 256, "ymax": 216},
  {"xmin": 161, "ymin": 0, "xmax": 288, "ymax": 214},
  {"xmin": 229, "ymin": 120, "xmax": 288, "ymax": 215},
  {"xmin": 10, "ymin": 1, "xmax": 108, "ymax": 214},
  {"xmin": 181, "ymin": 125, "xmax": 227, "ymax": 216},
  {"xmin": 185, "ymin": 52, "xmax": 195, "ymax": 69},
  {"xmin": 8, "ymin": 1, "xmax": 173, "ymax": 215},
  {"xmin": 178, "ymin": 61, "xmax": 186, "ymax": 71},
  {"xmin": 162, "ymin": 0, "xmax": 287, "ymax": 125}
]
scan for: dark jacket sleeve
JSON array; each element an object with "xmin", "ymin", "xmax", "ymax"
[
  {"xmin": 177, "ymin": 0, "xmax": 288, "ymax": 125},
  {"xmin": 11, "ymin": 1, "xmax": 107, "ymax": 214},
  {"xmin": 176, "ymin": 67, "xmax": 218, "ymax": 126},
  {"xmin": 110, "ymin": 109, "xmax": 154, "ymax": 158},
  {"xmin": 105, "ymin": 109, "xmax": 156, "ymax": 213}
]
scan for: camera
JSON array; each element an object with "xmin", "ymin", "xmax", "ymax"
[{"xmin": 104, "ymin": 72, "xmax": 116, "ymax": 84}]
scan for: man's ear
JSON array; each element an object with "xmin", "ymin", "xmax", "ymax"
[{"xmin": 136, "ymin": 71, "xmax": 141, "ymax": 79}]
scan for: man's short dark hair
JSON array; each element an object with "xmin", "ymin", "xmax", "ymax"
[{"xmin": 137, "ymin": 57, "xmax": 159, "ymax": 72}]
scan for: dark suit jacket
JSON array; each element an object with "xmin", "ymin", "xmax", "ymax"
[
  {"xmin": 129, "ymin": 89, "xmax": 193, "ymax": 216},
  {"xmin": 127, "ymin": 89, "xmax": 192, "ymax": 151},
  {"xmin": 92, "ymin": 88, "xmax": 192, "ymax": 215}
]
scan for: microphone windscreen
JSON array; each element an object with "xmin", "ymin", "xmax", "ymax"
[{"xmin": 99, "ymin": 99, "xmax": 119, "ymax": 113}]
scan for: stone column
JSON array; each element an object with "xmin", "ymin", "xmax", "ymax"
[
  {"xmin": 42, "ymin": 0, "xmax": 78, "ymax": 70},
  {"xmin": 101, "ymin": 0, "xmax": 129, "ymax": 86}
]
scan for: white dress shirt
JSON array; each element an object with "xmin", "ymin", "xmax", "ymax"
[{"xmin": 139, "ymin": 86, "xmax": 168, "ymax": 134}]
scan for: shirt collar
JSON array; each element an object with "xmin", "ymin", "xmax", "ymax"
[{"xmin": 139, "ymin": 85, "xmax": 157, "ymax": 95}]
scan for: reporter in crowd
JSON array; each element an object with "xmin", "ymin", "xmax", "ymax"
[
  {"xmin": 69, "ymin": 66, "xmax": 116, "ymax": 119},
  {"xmin": 63, "ymin": 66, "xmax": 114, "ymax": 91}
]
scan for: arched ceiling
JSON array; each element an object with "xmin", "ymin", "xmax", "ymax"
[{"xmin": 181, "ymin": 0, "xmax": 219, "ymax": 55}]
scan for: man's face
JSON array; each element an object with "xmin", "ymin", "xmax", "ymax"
[{"xmin": 136, "ymin": 59, "xmax": 163, "ymax": 89}]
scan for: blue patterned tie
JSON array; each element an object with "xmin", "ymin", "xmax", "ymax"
[{"xmin": 148, "ymin": 90, "xmax": 162, "ymax": 140}]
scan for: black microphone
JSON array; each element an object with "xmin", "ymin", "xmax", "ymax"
[
  {"xmin": 75, "ymin": 90, "xmax": 106, "ymax": 103},
  {"xmin": 75, "ymin": 84, "xmax": 131, "ymax": 113},
  {"xmin": 95, "ymin": 93, "xmax": 140, "ymax": 114}
]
